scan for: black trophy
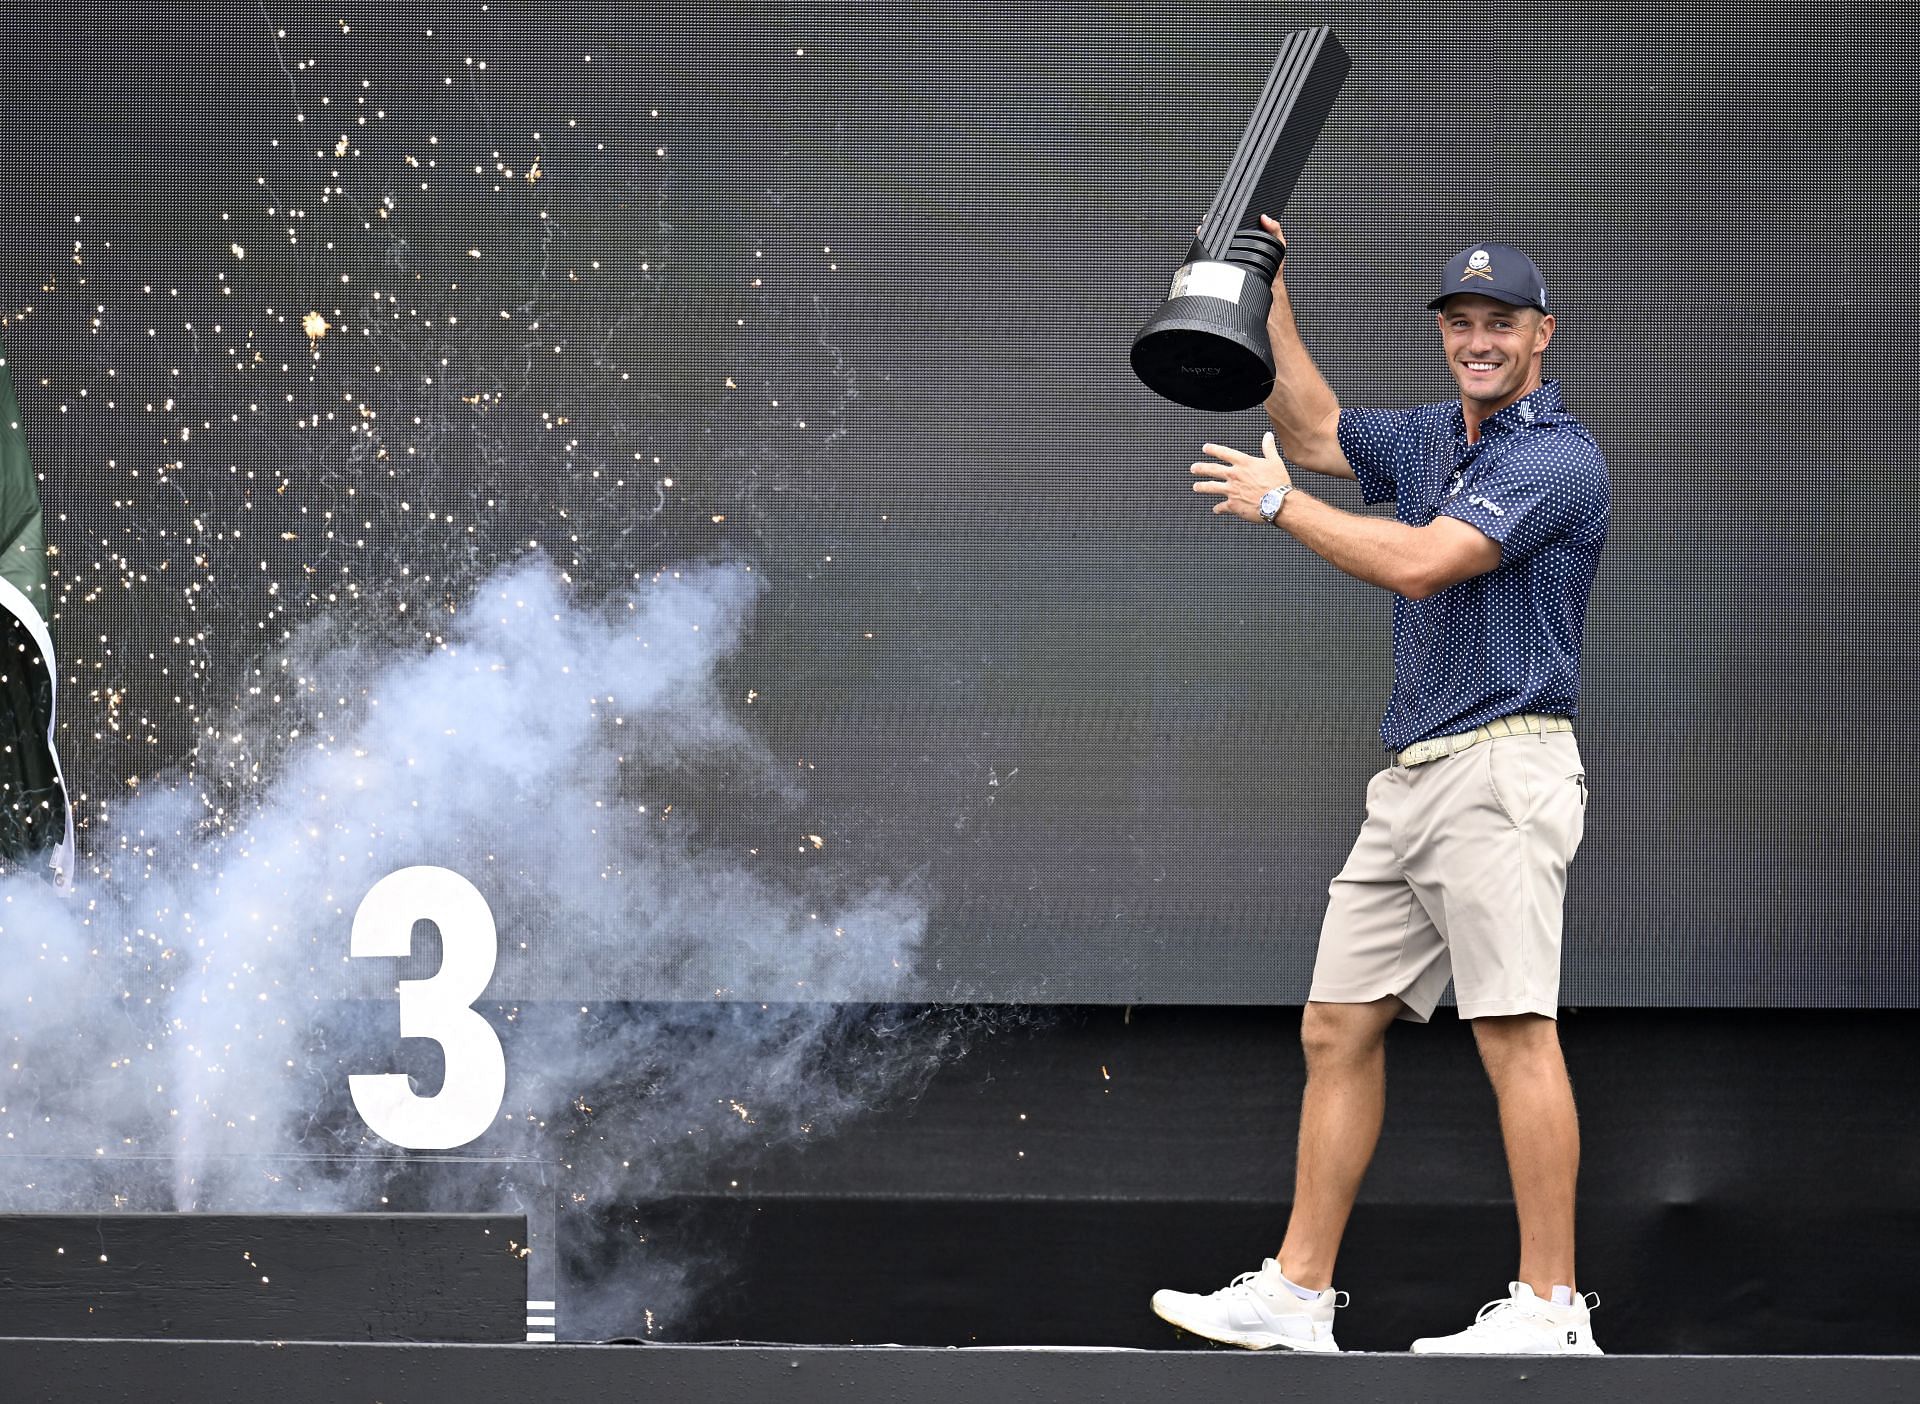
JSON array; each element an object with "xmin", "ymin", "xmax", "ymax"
[{"xmin": 1130, "ymin": 28, "xmax": 1350, "ymax": 413}]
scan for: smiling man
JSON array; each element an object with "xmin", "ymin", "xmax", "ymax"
[{"xmin": 1152, "ymin": 225, "xmax": 1610, "ymax": 1354}]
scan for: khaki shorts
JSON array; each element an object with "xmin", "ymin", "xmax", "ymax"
[{"xmin": 1310, "ymin": 731, "xmax": 1587, "ymax": 1022}]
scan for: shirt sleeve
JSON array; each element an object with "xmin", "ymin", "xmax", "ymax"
[
  {"xmin": 1439, "ymin": 433, "xmax": 1609, "ymax": 563},
  {"xmin": 1336, "ymin": 407, "xmax": 1415, "ymax": 505}
]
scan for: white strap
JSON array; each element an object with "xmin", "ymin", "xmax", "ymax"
[{"xmin": 0, "ymin": 574, "xmax": 75, "ymax": 892}]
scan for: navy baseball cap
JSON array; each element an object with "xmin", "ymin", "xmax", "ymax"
[{"xmin": 1426, "ymin": 243, "xmax": 1548, "ymax": 313}]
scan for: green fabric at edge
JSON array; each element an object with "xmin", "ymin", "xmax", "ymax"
[{"xmin": 0, "ymin": 332, "xmax": 67, "ymax": 867}]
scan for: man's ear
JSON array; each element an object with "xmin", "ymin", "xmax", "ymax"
[{"xmin": 1535, "ymin": 311, "xmax": 1556, "ymax": 353}]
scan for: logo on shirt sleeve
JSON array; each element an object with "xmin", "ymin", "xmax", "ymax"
[{"xmin": 1467, "ymin": 493, "xmax": 1505, "ymax": 516}]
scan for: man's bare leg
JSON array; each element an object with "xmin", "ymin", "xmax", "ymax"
[
  {"xmin": 1275, "ymin": 995, "xmax": 1404, "ymax": 1290},
  {"xmin": 1471, "ymin": 1013, "xmax": 1579, "ymax": 1296}
]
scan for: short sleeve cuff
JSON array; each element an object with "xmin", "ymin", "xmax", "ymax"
[
  {"xmin": 1437, "ymin": 498, "xmax": 1514, "ymax": 554},
  {"xmin": 1337, "ymin": 409, "xmax": 1399, "ymax": 505}
]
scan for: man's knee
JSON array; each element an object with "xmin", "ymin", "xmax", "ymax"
[
  {"xmin": 1300, "ymin": 997, "xmax": 1396, "ymax": 1069},
  {"xmin": 1470, "ymin": 1012, "xmax": 1562, "ymax": 1078}
]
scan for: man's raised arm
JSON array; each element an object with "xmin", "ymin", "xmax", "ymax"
[{"xmin": 1259, "ymin": 215, "xmax": 1355, "ymax": 481}]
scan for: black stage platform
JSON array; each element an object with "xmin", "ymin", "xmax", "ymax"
[
  {"xmin": 6, "ymin": 1012, "xmax": 1916, "ymax": 1398},
  {"xmin": 4, "ymin": 1340, "xmax": 1916, "ymax": 1404}
]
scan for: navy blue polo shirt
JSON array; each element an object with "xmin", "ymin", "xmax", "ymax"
[{"xmin": 1336, "ymin": 379, "xmax": 1609, "ymax": 752}]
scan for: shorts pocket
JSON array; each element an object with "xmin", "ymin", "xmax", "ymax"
[
  {"xmin": 1561, "ymin": 769, "xmax": 1588, "ymax": 856},
  {"xmin": 1485, "ymin": 742, "xmax": 1520, "ymax": 827}
]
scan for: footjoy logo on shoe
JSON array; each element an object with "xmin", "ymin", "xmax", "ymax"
[{"xmin": 1567, "ymin": 1331, "xmax": 1578, "ymax": 1346}]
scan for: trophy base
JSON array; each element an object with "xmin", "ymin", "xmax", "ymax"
[{"xmin": 1130, "ymin": 264, "xmax": 1275, "ymax": 413}]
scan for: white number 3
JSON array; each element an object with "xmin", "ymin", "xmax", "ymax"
[{"xmin": 348, "ymin": 866, "xmax": 507, "ymax": 1150}]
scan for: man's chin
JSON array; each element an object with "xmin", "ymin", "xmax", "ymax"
[{"xmin": 1459, "ymin": 379, "xmax": 1518, "ymax": 408}]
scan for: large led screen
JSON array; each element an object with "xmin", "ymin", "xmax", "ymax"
[{"xmin": 1, "ymin": 3, "xmax": 1908, "ymax": 1008}]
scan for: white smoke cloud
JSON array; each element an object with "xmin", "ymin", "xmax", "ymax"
[{"xmin": 0, "ymin": 556, "xmax": 968, "ymax": 1336}]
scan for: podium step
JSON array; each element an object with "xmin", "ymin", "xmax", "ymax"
[{"xmin": 0, "ymin": 1213, "xmax": 525, "ymax": 1342}]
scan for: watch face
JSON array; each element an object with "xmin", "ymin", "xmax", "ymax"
[{"xmin": 1259, "ymin": 487, "xmax": 1285, "ymax": 521}]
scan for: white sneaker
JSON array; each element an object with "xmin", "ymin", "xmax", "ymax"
[
  {"xmin": 1409, "ymin": 1282, "xmax": 1603, "ymax": 1355},
  {"xmin": 1151, "ymin": 1258, "xmax": 1346, "ymax": 1352}
]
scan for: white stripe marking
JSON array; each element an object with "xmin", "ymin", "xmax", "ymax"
[
  {"xmin": 526, "ymin": 1300, "xmax": 556, "ymax": 1311},
  {"xmin": 525, "ymin": 1331, "xmax": 556, "ymax": 1343}
]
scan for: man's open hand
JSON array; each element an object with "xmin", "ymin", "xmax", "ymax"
[{"xmin": 1191, "ymin": 431, "xmax": 1294, "ymax": 523}]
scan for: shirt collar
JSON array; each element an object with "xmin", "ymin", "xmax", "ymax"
[{"xmin": 1452, "ymin": 379, "xmax": 1565, "ymax": 441}]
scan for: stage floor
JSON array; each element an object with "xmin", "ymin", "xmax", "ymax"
[{"xmin": 6, "ymin": 1339, "xmax": 1915, "ymax": 1404}]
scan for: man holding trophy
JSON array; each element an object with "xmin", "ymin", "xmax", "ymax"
[
  {"xmin": 1134, "ymin": 29, "xmax": 1610, "ymax": 1356},
  {"xmin": 1151, "ymin": 223, "xmax": 1610, "ymax": 1356}
]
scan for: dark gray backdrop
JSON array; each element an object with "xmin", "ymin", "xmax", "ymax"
[{"xmin": 3, "ymin": 2, "xmax": 1911, "ymax": 1003}]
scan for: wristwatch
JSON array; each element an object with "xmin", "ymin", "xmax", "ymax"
[{"xmin": 1258, "ymin": 484, "xmax": 1293, "ymax": 524}]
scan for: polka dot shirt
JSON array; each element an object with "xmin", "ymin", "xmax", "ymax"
[{"xmin": 1336, "ymin": 379, "xmax": 1609, "ymax": 752}]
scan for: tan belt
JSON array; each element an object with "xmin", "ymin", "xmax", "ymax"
[{"xmin": 1394, "ymin": 713, "xmax": 1573, "ymax": 768}]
